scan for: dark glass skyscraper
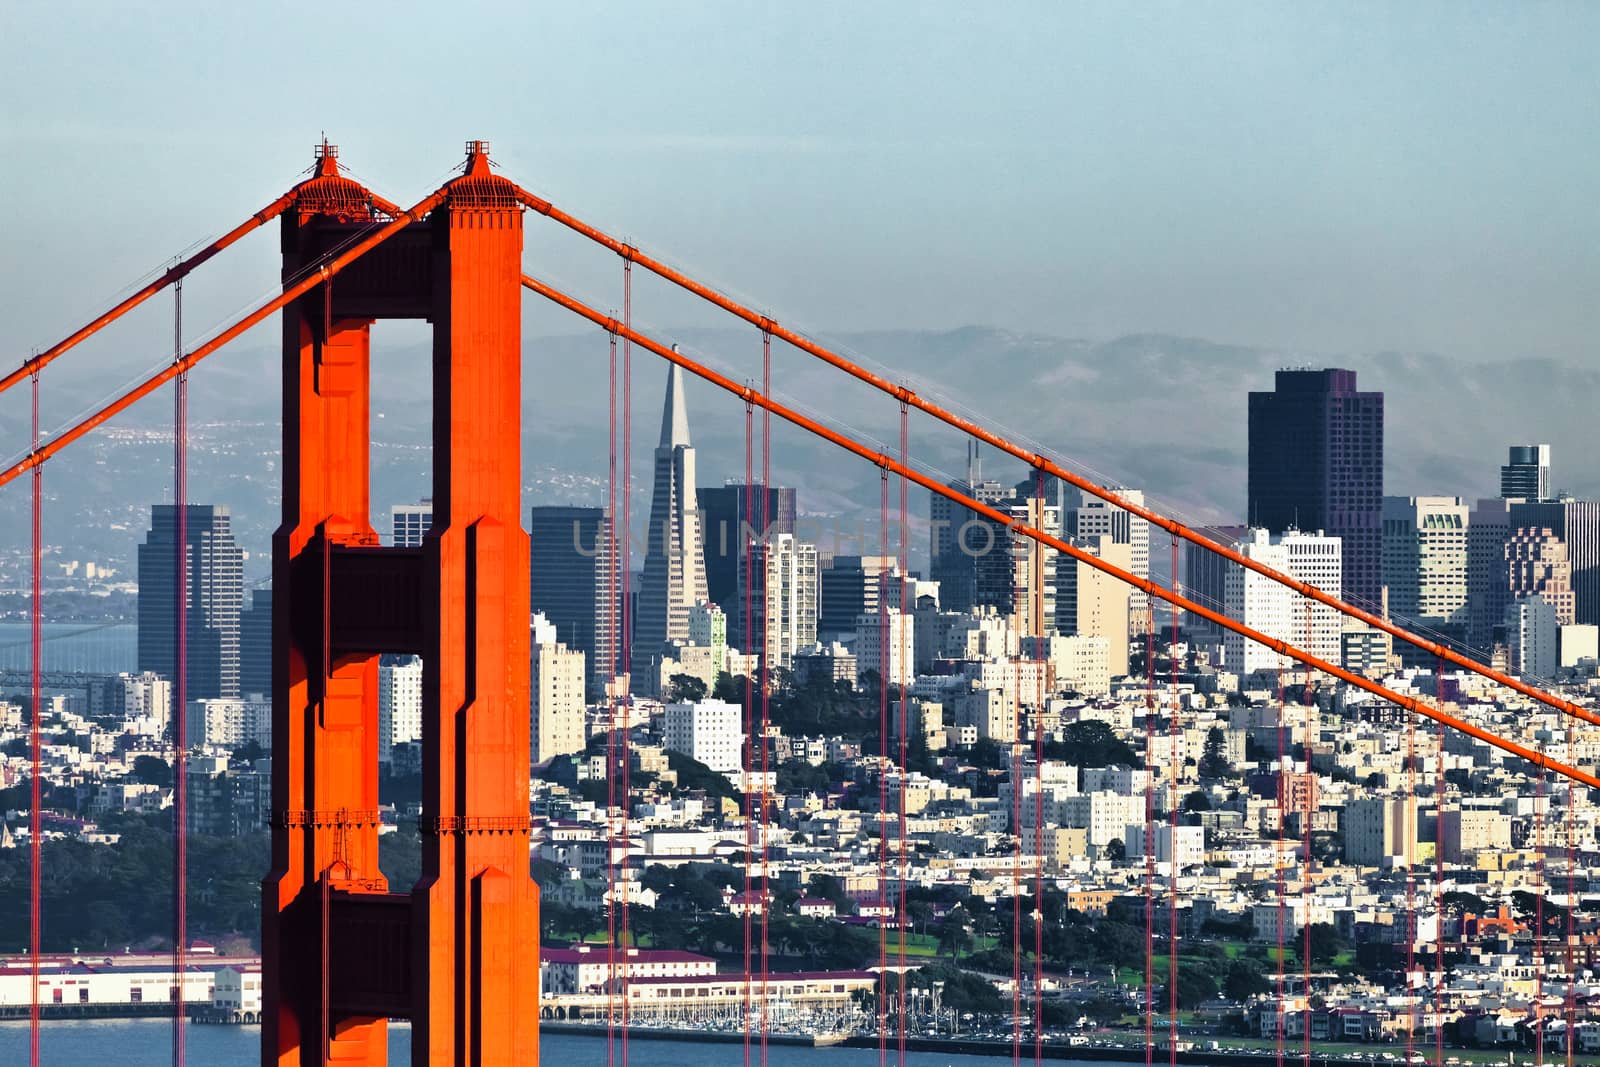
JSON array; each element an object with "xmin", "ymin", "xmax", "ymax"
[
  {"xmin": 137, "ymin": 504, "xmax": 245, "ymax": 707},
  {"xmin": 1247, "ymin": 369, "xmax": 1384, "ymax": 609},
  {"xmin": 530, "ymin": 505, "xmax": 619, "ymax": 692},
  {"xmin": 1500, "ymin": 445, "xmax": 1551, "ymax": 501},
  {"xmin": 697, "ymin": 482, "xmax": 797, "ymax": 612},
  {"xmin": 239, "ymin": 587, "xmax": 271, "ymax": 700}
]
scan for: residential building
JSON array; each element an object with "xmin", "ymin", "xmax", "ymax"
[
  {"xmin": 1381, "ymin": 496, "xmax": 1469, "ymax": 657},
  {"xmin": 855, "ymin": 609, "xmax": 915, "ymax": 687},
  {"xmin": 662, "ymin": 698, "xmax": 743, "ymax": 775},
  {"xmin": 735, "ymin": 533, "xmax": 818, "ymax": 673},
  {"xmin": 1070, "ymin": 486, "xmax": 1151, "ymax": 624},
  {"xmin": 696, "ymin": 483, "xmax": 797, "ymax": 612},
  {"xmin": 1055, "ymin": 535, "xmax": 1132, "ymax": 678},
  {"xmin": 378, "ymin": 654, "xmax": 424, "ymax": 766}
]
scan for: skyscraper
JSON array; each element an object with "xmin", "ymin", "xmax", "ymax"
[
  {"xmin": 529, "ymin": 505, "xmax": 619, "ymax": 693},
  {"xmin": 634, "ymin": 363, "xmax": 708, "ymax": 678},
  {"xmin": 530, "ymin": 613, "xmax": 586, "ymax": 764},
  {"xmin": 239, "ymin": 587, "xmax": 271, "ymax": 700},
  {"xmin": 1247, "ymin": 369, "xmax": 1383, "ymax": 610},
  {"xmin": 1223, "ymin": 528, "xmax": 1342, "ymax": 676},
  {"xmin": 818, "ymin": 555, "xmax": 897, "ymax": 640},
  {"xmin": 391, "ymin": 499, "xmax": 433, "ymax": 547},
  {"xmin": 698, "ymin": 482, "xmax": 798, "ymax": 612},
  {"xmin": 137, "ymin": 504, "xmax": 245, "ymax": 708},
  {"xmin": 736, "ymin": 533, "xmax": 819, "ymax": 672},
  {"xmin": 1381, "ymin": 496, "xmax": 1469, "ymax": 656},
  {"xmin": 1069, "ymin": 487, "xmax": 1150, "ymax": 622},
  {"xmin": 929, "ymin": 443, "xmax": 1012, "ymax": 615},
  {"xmin": 1500, "ymin": 445, "xmax": 1551, "ymax": 501},
  {"xmin": 1055, "ymin": 535, "xmax": 1133, "ymax": 678}
]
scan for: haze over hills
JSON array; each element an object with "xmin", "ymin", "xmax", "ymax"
[{"xmin": 0, "ymin": 327, "xmax": 1594, "ymax": 584}]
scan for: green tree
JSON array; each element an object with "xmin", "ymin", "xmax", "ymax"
[
  {"xmin": 131, "ymin": 755, "xmax": 172, "ymax": 787},
  {"xmin": 1198, "ymin": 726, "xmax": 1231, "ymax": 779},
  {"xmin": 666, "ymin": 673, "xmax": 708, "ymax": 703}
]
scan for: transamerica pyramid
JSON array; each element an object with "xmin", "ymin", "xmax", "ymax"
[{"xmin": 632, "ymin": 359, "xmax": 708, "ymax": 689}]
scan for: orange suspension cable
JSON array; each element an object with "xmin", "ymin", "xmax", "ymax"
[
  {"xmin": 0, "ymin": 191, "xmax": 298, "ymax": 396},
  {"xmin": 508, "ymin": 185, "xmax": 1600, "ymax": 731},
  {"xmin": 0, "ymin": 190, "xmax": 446, "ymax": 491},
  {"xmin": 518, "ymin": 273, "xmax": 1600, "ymax": 791}
]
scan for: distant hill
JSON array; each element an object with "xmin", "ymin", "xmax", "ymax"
[{"xmin": 1, "ymin": 327, "xmax": 1592, "ymax": 582}]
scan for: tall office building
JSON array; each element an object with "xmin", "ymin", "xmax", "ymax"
[
  {"xmin": 1500, "ymin": 445, "xmax": 1551, "ymax": 501},
  {"xmin": 1507, "ymin": 499, "xmax": 1600, "ymax": 626},
  {"xmin": 378, "ymin": 654, "xmax": 424, "ymax": 766},
  {"xmin": 1008, "ymin": 496, "xmax": 1060, "ymax": 637},
  {"xmin": 1381, "ymin": 496, "xmax": 1469, "ymax": 656},
  {"xmin": 531, "ymin": 613, "xmax": 587, "ymax": 764},
  {"xmin": 529, "ymin": 506, "xmax": 619, "ymax": 693},
  {"xmin": 1467, "ymin": 497, "xmax": 1513, "ymax": 653},
  {"xmin": 238, "ymin": 587, "xmax": 271, "ymax": 701},
  {"xmin": 1505, "ymin": 527, "xmax": 1575, "ymax": 626},
  {"xmin": 1181, "ymin": 525, "xmax": 1249, "ymax": 641},
  {"xmin": 929, "ymin": 443, "xmax": 1012, "ymax": 614},
  {"xmin": 736, "ymin": 533, "xmax": 819, "ymax": 673},
  {"xmin": 1504, "ymin": 596, "xmax": 1558, "ymax": 681},
  {"xmin": 391, "ymin": 499, "xmax": 433, "ymax": 547},
  {"xmin": 697, "ymin": 482, "xmax": 797, "ymax": 611},
  {"xmin": 1248, "ymin": 369, "xmax": 1383, "ymax": 610},
  {"xmin": 1070, "ymin": 487, "xmax": 1150, "ymax": 622},
  {"xmin": 634, "ymin": 364, "xmax": 708, "ymax": 677},
  {"xmin": 1055, "ymin": 535, "xmax": 1133, "ymax": 678},
  {"xmin": 818, "ymin": 555, "xmax": 896, "ymax": 639},
  {"xmin": 137, "ymin": 504, "xmax": 245, "ymax": 708},
  {"xmin": 1224, "ymin": 528, "xmax": 1342, "ymax": 676}
]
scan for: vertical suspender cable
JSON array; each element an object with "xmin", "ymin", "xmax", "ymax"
[
  {"xmin": 1011, "ymin": 660, "xmax": 1022, "ymax": 1067},
  {"xmin": 620, "ymin": 259, "xmax": 633, "ymax": 1067},
  {"xmin": 1565, "ymin": 770, "xmax": 1575, "ymax": 1067},
  {"xmin": 28, "ymin": 362, "xmax": 42, "ymax": 1067},
  {"xmin": 1440, "ymin": 659, "xmax": 1452, "ymax": 1067},
  {"xmin": 1300, "ymin": 603, "xmax": 1312, "ymax": 1067},
  {"xmin": 877, "ymin": 465, "xmax": 890, "ymax": 1067},
  {"xmin": 1143, "ymin": 615, "xmax": 1156, "ymax": 1067},
  {"xmin": 743, "ymin": 398, "xmax": 756, "ymax": 1065},
  {"xmin": 896, "ymin": 397, "xmax": 908, "ymax": 1067},
  {"xmin": 1275, "ymin": 658, "xmax": 1286, "ymax": 1067},
  {"xmin": 605, "ymin": 327, "xmax": 620, "ymax": 1067},
  {"xmin": 1031, "ymin": 470, "xmax": 1045, "ymax": 1067},
  {"xmin": 1530, "ymin": 763, "xmax": 1545, "ymax": 1060},
  {"xmin": 1405, "ymin": 670, "xmax": 1417, "ymax": 1063},
  {"xmin": 172, "ymin": 276, "xmax": 189, "ymax": 1067},
  {"xmin": 760, "ymin": 331, "xmax": 773, "ymax": 1062},
  {"xmin": 1167, "ymin": 535, "xmax": 1179, "ymax": 1067}
]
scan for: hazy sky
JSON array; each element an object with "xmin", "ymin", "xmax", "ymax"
[{"xmin": 3, "ymin": 1, "xmax": 1598, "ymax": 368}]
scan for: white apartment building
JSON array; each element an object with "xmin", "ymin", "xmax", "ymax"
[
  {"xmin": 742, "ymin": 534, "xmax": 818, "ymax": 672},
  {"xmin": 1224, "ymin": 528, "xmax": 1342, "ymax": 675},
  {"xmin": 185, "ymin": 698, "xmax": 270, "ymax": 750},
  {"xmin": 1057, "ymin": 792, "xmax": 1146, "ymax": 850},
  {"xmin": 687, "ymin": 601, "xmax": 728, "ymax": 674},
  {"xmin": 1020, "ymin": 633, "xmax": 1112, "ymax": 697},
  {"xmin": 378, "ymin": 655, "xmax": 424, "ymax": 765},
  {"xmin": 855, "ymin": 609, "xmax": 915, "ymax": 687},
  {"xmin": 662, "ymin": 698, "xmax": 744, "ymax": 775},
  {"xmin": 532, "ymin": 614, "xmax": 587, "ymax": 765},
  {"xmin": 1124, "ymin": 823, "xmax": 1204, "ymax": 870},
  {"xmin": 1344, "ymin": 796, "xmax": 1418, "ymax": 867}
]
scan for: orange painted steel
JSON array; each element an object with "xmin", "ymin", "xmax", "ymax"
[
  {"xmin": 0, "ymin": 191, "xmax": 299, "ymax": 396},
  {"xmin": 0, "ymin": 191, "xmax": 444, "ymax": 493},
  {"xmin": 510, "ymin": 186, "xmax": 1600, "ymax": 730},
  {"xmin": 521, "ymin": 271, "xmax": 1600, "ymax": 791},
  {"xmin": 266, "ymin": 142, "xmax": 538, "ymax": 1067}
]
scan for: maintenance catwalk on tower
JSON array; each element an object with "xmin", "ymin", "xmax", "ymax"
[{"xmin": 265, "ymin": 142, "xmax": 538, "ymax": 1066}]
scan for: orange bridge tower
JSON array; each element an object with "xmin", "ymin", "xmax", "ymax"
[{"xmin": 265, "ymin": 141, "xmax": 538, "ymax": 1066}]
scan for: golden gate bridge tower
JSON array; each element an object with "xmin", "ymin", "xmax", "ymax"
[{"xmin": 266, "ymin": 140, "xmax": 537, "ymax": 1066}]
